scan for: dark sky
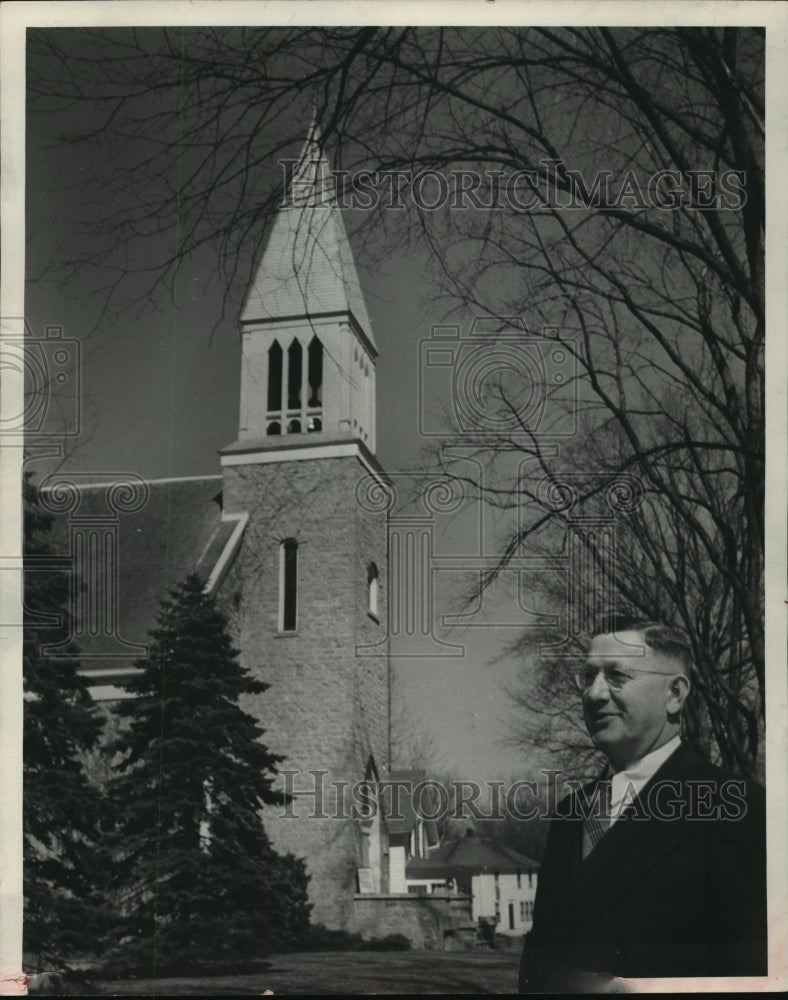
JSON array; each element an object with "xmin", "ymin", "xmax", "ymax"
[{"xmin": 25, "ymin": 76, "xmax": 440, "ymax": 480}]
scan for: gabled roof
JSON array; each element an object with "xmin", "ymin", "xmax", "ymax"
[
  {"xmin": 406, "ymin": 833, "xmax": 540, "ymax": 879},
  {"xmin": 384, "ymin": 769, "xmax": 440, "ymax": 846},
  {"xmin": 37, "ymin": 475, "xmax": 239, "ymax": 680},
  {"xmin": 240, "ymin": 124, "xmax": 375, "ymax": 347}
]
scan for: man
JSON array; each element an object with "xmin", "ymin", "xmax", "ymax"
[{"xmin": 519, "ymin": 618, "xmax": 767, "ymax": 992}]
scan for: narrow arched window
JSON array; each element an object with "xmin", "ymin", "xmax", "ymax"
[
  {"xmin": 308, "ymin": 336, "xmax": 323, "ymax": 407},
  {"xmin": 280, "ymin": 539, "xmax": 298, "ymax": 631},
  {"xmin": 287, "ymin": 339, "xmax": 302, "ymax": 409},
  {"xmin": 368, "ymin": 562, "xmax": 379, "ymax": 619},
  {"xmin": 267, "ymin": 420, "xmax": 281, "ymax": 436},
  {"xmin": 267, "ymin": 341, "xmax": 282, "ymax": 412},
  {"xmin": 287, "ymin": 418, "xmax": 302, "ymax": 433}
]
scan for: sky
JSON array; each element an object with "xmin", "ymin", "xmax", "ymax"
[
  {"xmin": 19, "ymin": 16, "xmax": 783, "ymax": 791},
  {"xmin": 22, "ymin": 26, "xmax": 551, "ymax": 784}
]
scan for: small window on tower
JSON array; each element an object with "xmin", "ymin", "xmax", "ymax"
[
  {"xmin": 280, "ymin": 538, "xmax": 298, "ymax": 632},
  {"xmin": 267, "ymin": 341, "xmax": 283, "ymax": 412},
  {"xmin": 368, "ymin": 562, "xmax": 379, "ymax": 620},
  {"xmin": 288, "ymin": 339, "xmax": 302, "ymax": 409},
  {"xmin": 308, "ymin": 336, "xmax": 323, "ymax": 407}
]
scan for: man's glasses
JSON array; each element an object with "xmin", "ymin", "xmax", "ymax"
[{"xmin": 573, "ymin": 665, "xmax": 682, "ymax": 693}]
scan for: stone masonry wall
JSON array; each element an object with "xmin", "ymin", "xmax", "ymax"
[
  {"xmin": 349, "ymin": 894, "xmax": 474, "ymax": 950},
  {"xmin": 221, "ymin": 454, "xmax": 389, "ymax": 928}
]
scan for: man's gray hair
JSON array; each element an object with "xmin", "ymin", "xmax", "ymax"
[{"xmin": 592, "ymin": 615, "xmax": 694, "ymax": 674}]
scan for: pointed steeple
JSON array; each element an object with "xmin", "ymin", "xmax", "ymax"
[
  {"xmin": 284, "ymin": 112, "xmax": 334, "ymax": 209},
  {"xmin": 240, "ymin": 122, "xmax": 374, "ymax": 345},
  {"xmin": 230, "ymin": 120, "xmax": 378, "ymax": 455}
]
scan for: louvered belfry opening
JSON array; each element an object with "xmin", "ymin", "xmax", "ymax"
[{"xmin": 266, "ymin": 336, "xmax": 323, "ymax": 436}]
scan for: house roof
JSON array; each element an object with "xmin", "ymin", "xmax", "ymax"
[
  {"xmin": 37, "ymin": 475, "xmax": 234, "ymax": 680},
  {"xmin": 384, "ymin": 769, "xmax": 440, "ymax": 846},
  {"xmin": 239, "ymin": 125, "xmax": 375, "ymax": 348},
  {"xmin": 406, "ymin": 833, "xmax": 540, "ymax": 879}
]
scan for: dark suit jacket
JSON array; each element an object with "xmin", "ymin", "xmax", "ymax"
[{"xmin": 519, "ymin": 744, "xmax": 766, "ymax": 992}]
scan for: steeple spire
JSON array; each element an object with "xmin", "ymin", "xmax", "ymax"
[
  {"xmin": 283, "ymin": 115, "xmax": 335, "ymax": 209},
  {"xmin": 240, "ymin": 121, "xmax": 374, "ymax": 342},
  {"xmin": 232, "ymin": 118, "xmax": 378, "ymax": 454}
]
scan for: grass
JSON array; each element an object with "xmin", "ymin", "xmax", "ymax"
[{"xmin": 91, "ymin": 948, "xmax": 522, "ymax": 995}]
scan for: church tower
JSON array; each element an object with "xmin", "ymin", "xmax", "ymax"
[{"xmin": 219, "ymin": 125, "xmax": 390, "ymax": 929}]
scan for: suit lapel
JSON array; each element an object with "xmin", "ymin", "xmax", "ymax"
[
  {"xmin": 569, "ymin": 744, "xmax": 699, "ymax": 928},
  {"xmin": 535, "ymin": 790, "xmax": 586, "ymax": 927}
]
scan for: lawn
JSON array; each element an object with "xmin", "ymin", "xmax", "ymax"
[{"xmin": 92, "ymin": 948, "xmax": 522, "ymax": 995}]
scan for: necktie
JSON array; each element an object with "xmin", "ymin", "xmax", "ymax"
[{"xmin": 581, "ymin": 780, "xmax": 611, "ymax": 860}]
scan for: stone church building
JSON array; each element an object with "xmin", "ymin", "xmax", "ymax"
[{"xmin": 44, "ymin": 127, "xmax": 397, "ymax": 933}]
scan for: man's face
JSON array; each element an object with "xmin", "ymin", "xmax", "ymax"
[{"xmin": 582, "ymin": 630, "xmax": 682, "ymax": 770}]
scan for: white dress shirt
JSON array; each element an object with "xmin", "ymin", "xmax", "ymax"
[{"xmin": 609, "ymin": 735, "xmax": 681, "ymax": 825}]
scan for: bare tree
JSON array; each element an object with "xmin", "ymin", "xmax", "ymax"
[
  {"xmin": 28, "ymin": 26, "xmax": 765, "ymax": 776},
  {"xmin": 500, "ymin": 407, "xmax": 763, "ymax": 780}
]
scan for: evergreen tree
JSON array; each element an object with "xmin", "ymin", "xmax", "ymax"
[
  {"xmin": 109, "ymin": 573, "xmax": 311, "ymax": 973},
  {"xmin": 22, "ymin": 476, "xmax": 109, "ymax": 969}
]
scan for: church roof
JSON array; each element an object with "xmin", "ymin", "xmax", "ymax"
[
  {"xmin": 240, "ymin": 126, "xmax": 375, "ymax": 348},
  {"xmin": 38, "ymin": 475, "xmax": 235, "ymax": 682}
]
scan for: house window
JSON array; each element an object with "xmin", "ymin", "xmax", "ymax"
[
  {"xmin": 367, "ymin": 562, "xmax": 379, "ymax": 618},
  {"xmin": 517, "ymin": 871, "xmax": 521, "ymax": 889},
  {"xmin": 528, "ymin": 871, "xmax": 533, "ymax": 888},
  {"xmin": 280, "ymin": 538, "xmax": 298, "ymax": 631}
]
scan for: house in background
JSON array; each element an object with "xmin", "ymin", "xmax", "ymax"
[
  {"xmin": 406, "ymin": 829, "xmax": 540, "ymax": 937},
  {"xmin": 383, "ymin": 769, "xmax": 441, "ymax": 893}
]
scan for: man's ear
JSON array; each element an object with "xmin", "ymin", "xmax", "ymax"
[{"xmin": 666, "ymin": 673, "xmax": 691, "ymax": 715}]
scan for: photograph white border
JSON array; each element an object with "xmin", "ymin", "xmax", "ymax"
[{"xmin": 2, "ymin": 2, "xmax": 785, "ymax": 993}]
